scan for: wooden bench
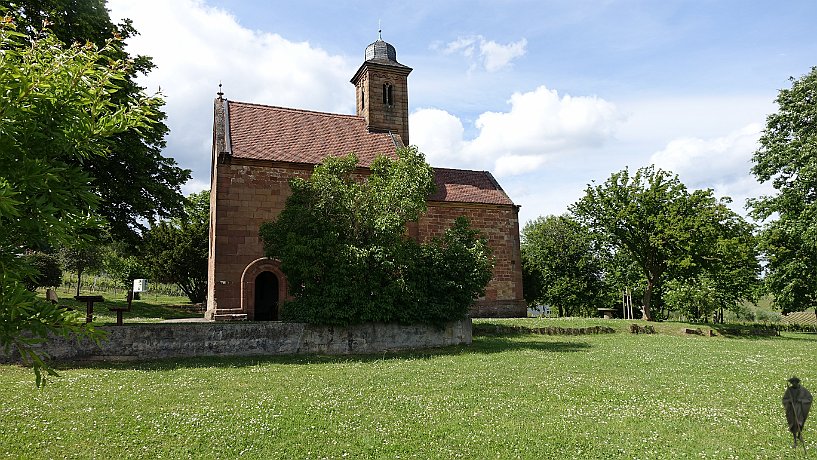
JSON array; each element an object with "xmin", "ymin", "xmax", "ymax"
[
  {"xmin": 75, "ymin": 295, "xmax": 104, "ymax": 323},
  {"xmin": 597, "ymin": 307, "xmax": 616, "ymax": 319},
  {"xmin": 108, "ymin": 291, "xmax": 134, "ymax": 326}
]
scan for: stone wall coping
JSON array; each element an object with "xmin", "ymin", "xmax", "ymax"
[{"xmin": 2, "ymin": 319, "xmax": 472, "ymax": 363}]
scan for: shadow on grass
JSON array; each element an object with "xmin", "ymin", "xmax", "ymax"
[
  {"xmin": 48, "ymin": 336, "xmax": 592, "ymax": 373},
  {"xmin": 709, "ymin": 324, "xmax": 784, "ymax": 340},
  {"xmin": 774, "ymin": 332, "xmax": 817, "ymax": 342}
]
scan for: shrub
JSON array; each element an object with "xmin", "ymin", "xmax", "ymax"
[{"xmin": 263, "ymin": 149, "xmax": 492, "ymax": 326}]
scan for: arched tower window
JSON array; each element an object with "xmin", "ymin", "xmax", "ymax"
[
  {"xmin": 383, "ymin": 83, "xmax": 393, "ymax": 106},
  {"xmin": 361, "ymin": 88, "xmax": 365, "ymax": 109}
]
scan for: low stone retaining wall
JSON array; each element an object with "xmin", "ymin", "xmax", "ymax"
[
  {"xmin": 3, "ymin": 319, "xmax": 472, "ymax": 362},
  {"xmin": 473, "ymin": 323, "xmax": 616, "ymax": 336}
]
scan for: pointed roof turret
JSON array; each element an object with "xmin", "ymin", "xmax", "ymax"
[{"xmin": 360, "ymin": 35, "xmax": 411, "ymax": 70}]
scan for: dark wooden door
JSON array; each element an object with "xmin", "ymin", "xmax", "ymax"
[{"xmin": 254, "ymin": 271, "xmax": 279, "ymax": 321}]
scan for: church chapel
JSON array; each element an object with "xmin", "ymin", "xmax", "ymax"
[{"xmin": 206, "ymin": 37, "xmax": 525, "ymax": 321}]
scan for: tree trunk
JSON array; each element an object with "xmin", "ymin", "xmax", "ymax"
[
  {"xmin": 75, "ymin": 269, "xmax": 83, "ymax": 297},
  {"xmin": 642, "ymin": 279, "xmax": 653, "ymax": 321}
]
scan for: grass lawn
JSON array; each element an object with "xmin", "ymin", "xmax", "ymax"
[
  {"xmin": 1, "ymin": 318, "xmax": 814, "ymax": 459},
  {"xmin": 43, "ymin": 290, "xmax": 202, "ymax": 324}
]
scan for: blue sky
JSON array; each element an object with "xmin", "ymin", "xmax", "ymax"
[{"xmin": 108, "ymin": 0, "xmax": 817, "ymax": 226}]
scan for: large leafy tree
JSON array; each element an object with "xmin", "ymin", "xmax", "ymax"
[
  {"xmin": 663, "ymin": 211, "xmax": 759, "ymax": 323},
  {"xmin": 142, "ymin": 191, "xmax": 209, "ymax": 303},
  {"xmin": 521, "ymin": 214, "xmax": 605, "ymax": 317},
  {"xmin": 260, "ymin": 148, "xmax": 493, "ymax": 326},
  {"xmin": 699, "ymin": 202, "xmax": 760, "ymax": 319},
  {"xmin": 750, "ymin": 67, "xmax": 817, "ymax": 314},
  {"xmin": 7, "ymin": 0, "xmax": 190, "ymax": 244},
  {"xmin": 571, "ymin": 166, "xmax": 758, "ymax": 321},
  {"xmin": 572, "ymin": 167, "xmax": 696, "ymax": 320},
  {"xmin": 59, "ymin": 243, "xmax": 102, "ymax": 297},
  {"xmin": 0, "ymin": 20, "xmax": 160, "ymax": 384}
]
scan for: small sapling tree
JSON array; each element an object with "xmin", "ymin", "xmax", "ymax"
[{"xmin": 59, "ymin": 244, "xmax": 103, "ymax": 297}]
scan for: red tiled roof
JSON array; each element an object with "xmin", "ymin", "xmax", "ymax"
[
  {"xmin": 430, "ymin": 168, "xmax": 515, "ymax": 206},
  {"xmin": 227, "ymin": 101, "xmax": 398, "ymax": 166},
  {"xmin": 224, "ymin": 100, "xmax": 515, "ymax": 206}
]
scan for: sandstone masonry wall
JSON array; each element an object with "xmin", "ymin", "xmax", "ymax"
[
  {"xmin": 1, "ymin": 320, "xmax": 471, "ymax": 362},
  {"xmin": 207, "ymin": 158, "xmax": 309, "ymax": 319},
  {"xmin": 207, "ymin": 157, "xmax": 526, "ymax": 319},
  {"xmin": 420, "ymin": 202, "xmax": 526, "ymax": 317}
]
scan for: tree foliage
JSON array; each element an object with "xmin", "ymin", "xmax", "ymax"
[
  {"xmin": 0, "ymin": 20, "xmax": 157, "ymax": 384},
  {"xmin": 7, "ymin": 0, "xmax": 114, "ymax": 45},
  {"xmin": 21, "ymin": 252, "xmax": 61, "ymax": 291},
  {"xmin": 102, "ymin": 242, "xmax": 147, "ymax": 291},
  {"xmin": 400, "ymin": 217, "xmax": 494, "ymax": 325},
  {"xmin": 6, "ymin": 0, "xmax": 190, "ymax": 244},
  {"xmin": 59, "ymin": 243, "xmax": 102, "ymax": 297},
  {"xmin": 750, "ymin": 67, "xmax": 817, "ymax": 314},
  {"xmin": 259, "ymin": 148, "xmax": 493, "ymax": 326},
  {"xmin": 600, "ymin": 247, "xmax": 645, "ymax": 316},
  {"xmin": 698, "ymin": 203, "xmax": 761, "ymax": 317},
  {"xmin": 521, "ymin": 214, "xmax": 604, "ymax": 317},
  {"xmin": 572, "ymin": 166, "xmax": 759, "ymax": 321},
  {"xmin": 664, "ymin": 276, "xmax": 718, "ymax": 321},
  {"xmin": 142, "ymin": 191, "xmax": 209, "ymax": 303}
]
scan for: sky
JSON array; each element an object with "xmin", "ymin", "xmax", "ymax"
[{"xmin": 106, "ymin": 0, "xmax": 817, "ymax": 227}]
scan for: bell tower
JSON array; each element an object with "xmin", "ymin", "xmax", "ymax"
[{"xmin": 350, "ymin": 34, "xmax": 412, "ymax": 146}]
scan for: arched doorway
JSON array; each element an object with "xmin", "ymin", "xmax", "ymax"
[
  {"xmin": 241, "ymin": 258, "xmax": 287, "ymax": 320},
  {"xmin": 254, "ymin": 271, "xmax": 279, "ymax": 321}
]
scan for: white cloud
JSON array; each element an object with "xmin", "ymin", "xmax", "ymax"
[
  {"xmin": 442, "ymin": 35, "xmax": 527, "ymax": 72},
  {"xmin": 181, "ymin": 178, "xmax": 210, "ymax": 197},
  {"xmin": 650, "ymin": 123, "xmax": 761, "ymax": 187},
  {"xmin": 444, "ymin": 37, "xmax": 479, "ymax": 57},
  {"xmin": 469, "ymin": 86, "xmax": 620, "ymax": 158},
  {"xmin": 411, "ymin": 85, "xmax": 621, "ymax": 176},
  {"xmin": 408, "ymin": 108, "xmax": 465, "ymax": 165},
  {"xmin": 107, "ymin": 0, "xmax": 355, "ymax": 182},
  {"xmin": 650, "ymin": 123, "xmax": 771, "ymax": 215},
  {"xmin": 494, "ymin": 155, "xmax": 549, "ymax": 177},
  {"xmin": 480, "ymin": 38, "xmax": 528, "ymax": 72}
]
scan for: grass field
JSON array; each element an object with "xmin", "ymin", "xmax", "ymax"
[
  {"xmin": 1, "ymin": 318, "xmax": 814, "ymax": 459},
  {"xmin": 42, "ymin": 289, "xmax": 202, "ymax": 324}
]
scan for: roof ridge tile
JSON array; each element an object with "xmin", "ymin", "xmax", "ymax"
[{"xmin": 227, "ymin": 100, "xmax": 365, "ymax": 120}]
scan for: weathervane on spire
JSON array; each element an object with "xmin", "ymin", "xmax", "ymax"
[
  {"xmin": 217, "ymin": 81, "xmax": 224, "ymax": 100},
  {"xmin": 378, "ymin": 19, "xmax": 382, "ymax": 40}
]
